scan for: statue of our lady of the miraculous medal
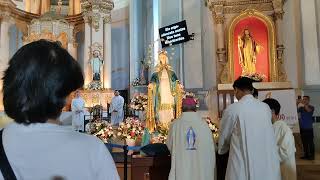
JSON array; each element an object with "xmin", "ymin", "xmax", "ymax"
[{"xmin": 146, "ymin": 50, "xmax": 184, "ymax": 132}]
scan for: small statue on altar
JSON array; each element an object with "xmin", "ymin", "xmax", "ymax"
[
  {"xmin": 90, "ymin": 50, "xmax": 104, "ymax": 81},
  {"xmin": 238, "ymin": 29, "xmax": 263, "ymax": 75},
  {"xmin": 146, "ymin": 50, "xmax": 184, "ymax": 132},
  {"xmin": 56, "ymin": 0, "xmax": 63, "ymax": 15}
]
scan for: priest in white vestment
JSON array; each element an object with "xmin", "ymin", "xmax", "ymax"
[
  {"xmin": 263, "ymin": 98, "xmax": 296, "ymax": 180},
  {"xmin": 109, "ymin": 91, "xmax": 124, "ymax": 125},
  {"xmin": 218, "ymin": 77, "xmax": 281, "ymax": 180},
  {"xmin": 166, "ymin": 97, "xmax": 215, "ymax": 180},
  {"xmin": 71, "ymin": 90, "xmax": 86, "ymax": 131}
]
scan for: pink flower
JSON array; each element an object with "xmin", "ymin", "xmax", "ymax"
[{"xmin": 130, "ymin": 131, "xmax": 135, "ymax": 137}]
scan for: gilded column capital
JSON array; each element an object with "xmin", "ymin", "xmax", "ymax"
[
  {"xmin": 81, "ymin": 0, "xmax": 114, "ymax": 30},
  {"xmin": 0, "ymin": 12, "xmax": 14, "ymax": 23},
  {"xmin": 103, "ymin": 14, "xmax": 112, "ymax": 24},
  {"xmin": 272, "ymin": 0, "xmax": 284, "ymax": 20},
  {"xmin": 73, "ymin": 42, "xmax": 78, "ymax": 48},
  {"xmin": 212, "ymin": 4, "xmax": 225, "ymax": 25},
  {"xmin": 213, "ymin": 15, "xmax": 225, "ymax": 24},
  {"xmin": 274, "ymin": 11, "xmax": 284, "ymax": 20}
]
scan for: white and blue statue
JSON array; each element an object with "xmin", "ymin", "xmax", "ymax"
[{"xmin": 186, "ymin": 127, "xmax": 197, "ymax": 150}]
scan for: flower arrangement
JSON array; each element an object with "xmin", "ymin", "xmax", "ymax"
[
  {"xmin": 242, "ymin": 72, "xmax": 266, "ymax": 82},
  {"xmin": 204, "ymin": 117, "xmax": 219, "ymax": 140},
  {"xmin": 184, "ymin": 92, "xmax": 200, "ymax": 108},
  {"xmin": 151, "ymin": 123, "xmax": 169, "ymax": 144},
  {"xmin": 130, "ymin": 94, "xmax": 148, "ymax": 111},
  {"xmin": 117, "ymin": 117, "xmax": 145, "ymax": 140},
  {"xmin": 132, "ymin": 78, "xmax": 143, "ymax": 87},
  {"xmin": 87, "ymin": 121, "xmax": 114, "ymax": 143},
  {"xmin": 86, "ymin": 81, "xmax": 103, "ymax": 90}
]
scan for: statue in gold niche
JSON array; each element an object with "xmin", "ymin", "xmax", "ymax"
[
  {"xmin": 238, "ymin": 29, "xmax": 263, "ymax": 75},
  {"xmin": 146, "ymin": 51, "xmax": 184, "ymax": 132}
]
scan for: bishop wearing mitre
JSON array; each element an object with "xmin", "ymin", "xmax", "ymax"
[{"xmin": 146, "ymin": 50, "xmax": 184, "ymax": 132}]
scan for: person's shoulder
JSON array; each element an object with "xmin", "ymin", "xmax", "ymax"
[
  {"xmin": 274, "ymin": 121, "xmax": 292, "ymax": 132},
  {"xmin": 257, "ymin": 100, "xmax": 271, "ymax": 109},
  {"xmin": 224, "ymin": 102, "xmax": 241, "ymax": 114},
  {"xmin": 67, "ymin": 131, "xmax": 104, "ymax": 147}
]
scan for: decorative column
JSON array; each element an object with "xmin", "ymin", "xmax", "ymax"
[
  {"xmin": 69, "ymin": 0, "xmax": 81, "ymax": 15},
  {"xmin": 40, "ymin": 0, "xmax": 51, "ymax": 15},
  {"xmin": 68, "ymin": 41, "xmax": 78, "ymax": 60},
  {"xmin": 69, "ymin": 0, "xmax": 74, "ymax": 15},
  {"xmin": 30, "ymin": 0, "xmax": 41, "ymax": 14},
  {"xmin": 0, "ymin": 16, "xmax": 12, "ymax": 74},
  {"xmin": 211, "ymin": 5, "xmax": 228, "ymax": 83},
  {"xmin": 25, "ymin": 0, "xmax": 31, "ymax": 12},
  {"xmin": 103, "ymin": 15, "xmax": 112, "ymax": 89},
  {"xmin": 74, "ymin": 0, "xmax": 81, "ymax": 14},
  {"xmin": 273, "ymin": 0, "xmax": 287, "ymax": 81},
  {"xmin": 129, "ymin": 0, "xmax": 143, "ymax": 87},
  {"xmin": 83, "ymin": 16, "xmax": 92, "ymax": 86},
  {"xmin": 81, "ymin": 0, "xmax": 114, "ymax": 89}
]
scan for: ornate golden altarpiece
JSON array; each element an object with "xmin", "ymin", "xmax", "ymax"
[
  {"xmin": 206, "ymin": 0, "xmax": 291, "ymax": 110},
  {"xmin": 23, "ymin": 12, "xmax": 73, "ymax": 48},
  {"xmin": 0, "ymin": 1, "xmax": 113, "ymax": 111},
  {"xmin": 206, "ymin": 0, "xmax": 287, "ymax": 84},
  {"xmin": 206, "ymin": 1, "xmax": 303, "ymax": 156}
]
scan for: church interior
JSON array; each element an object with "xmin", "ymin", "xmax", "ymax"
[{"xmin": 0, "ymin": 0, "xmax": 320, "ymax": 179}]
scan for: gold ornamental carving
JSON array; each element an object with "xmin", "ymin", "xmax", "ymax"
[
  {"xmin": 206, "ymin": 0, "xmax": 274, "ymax": 14},
  {"xmin": 274, "ymin": 11, "xmax": 284, "ymax": 20},
  {"xmin": 81, "ymin": 0, "xmax": 114, "ymax": 31},
  {"xmin": 214, "ymin": 15, "xmax": 224, "ymax": 24},
  {"xmin": 103, "ymin": 14, "xmax": 111, "ymax": 24}
]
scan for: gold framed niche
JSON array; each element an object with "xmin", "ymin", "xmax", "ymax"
[{"xmin": 227, "ymin": 9, "xmax": 278, "ymax": 82}]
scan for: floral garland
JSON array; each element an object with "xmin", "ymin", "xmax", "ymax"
[
  {"xmin": 117, "ymin": 117, "xmax": 145, "ymax": 140},
  {"xmin": 132, "ymin": 78, "xmax": 144, "ymax": 87},
  {"xmin": 130, "ymin": 94, "xmax": 148, "ymax": 111},
  {"xmin": 151, "ymin": 123, "xmax": 169, "ymax": 144},
  {"xmin": 204, "ymin": 117, "xmax": 219, "ymax": 140},
  {"xmin": 85, "ymin": 80, "xmax": 103, "ymax": 90},
  {"xmin": 242, "ymin": 72, "xmax": 266, "ymax": 82},
  {"xmin": 86, "ymin": 121, "xmax": 114, "ymax": 143}
]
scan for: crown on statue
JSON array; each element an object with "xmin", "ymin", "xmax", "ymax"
[{"xmin": 159, "ymin": 50, "xmax": 168, "ymax": 55}]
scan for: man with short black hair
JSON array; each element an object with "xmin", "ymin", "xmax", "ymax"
[
  {"xmin": 263, "ymin": 98, "xmax": 296, "ymax": 180},
  {"xmin": 218, "ymin": 77, "xmax": 280, "ymax": 180},
  {"xmin": 298, "ymin": 96, "xmax": 315, "ymax": 160}
]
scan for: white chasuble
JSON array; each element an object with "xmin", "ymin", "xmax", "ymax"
[
  {"xmin": 273, "ymin": 121, "xmax": 297, "ymax": 180},
  {"xmin": 158, "ymin": 70, "xmax": 175, "ymax": 126},
  {"xmin": 218, "ymin": 95, "xmax": 281, "ymax": 180},
  {"xmin": 166, "ymin": 112, "xmax": 215, "ymax": 180},
  {"xmin": 109, "ymin": 96, "xmax": 124, "ymax": 125},
  {"xmin": 71, "ymin": 97, "xmax": 85, "ymax": 131}
]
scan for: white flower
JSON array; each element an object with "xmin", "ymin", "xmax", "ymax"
[
  {"xmin": 126, "ymin": 124, "xmax": 131, "ymax": 128},
  {"xmin": 126, "ymin": 135, "xmax": 131, "ymax": 139},
  {"xmin": 117, "ymin": 132, "xmax": 122, "ymax": 136}
]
